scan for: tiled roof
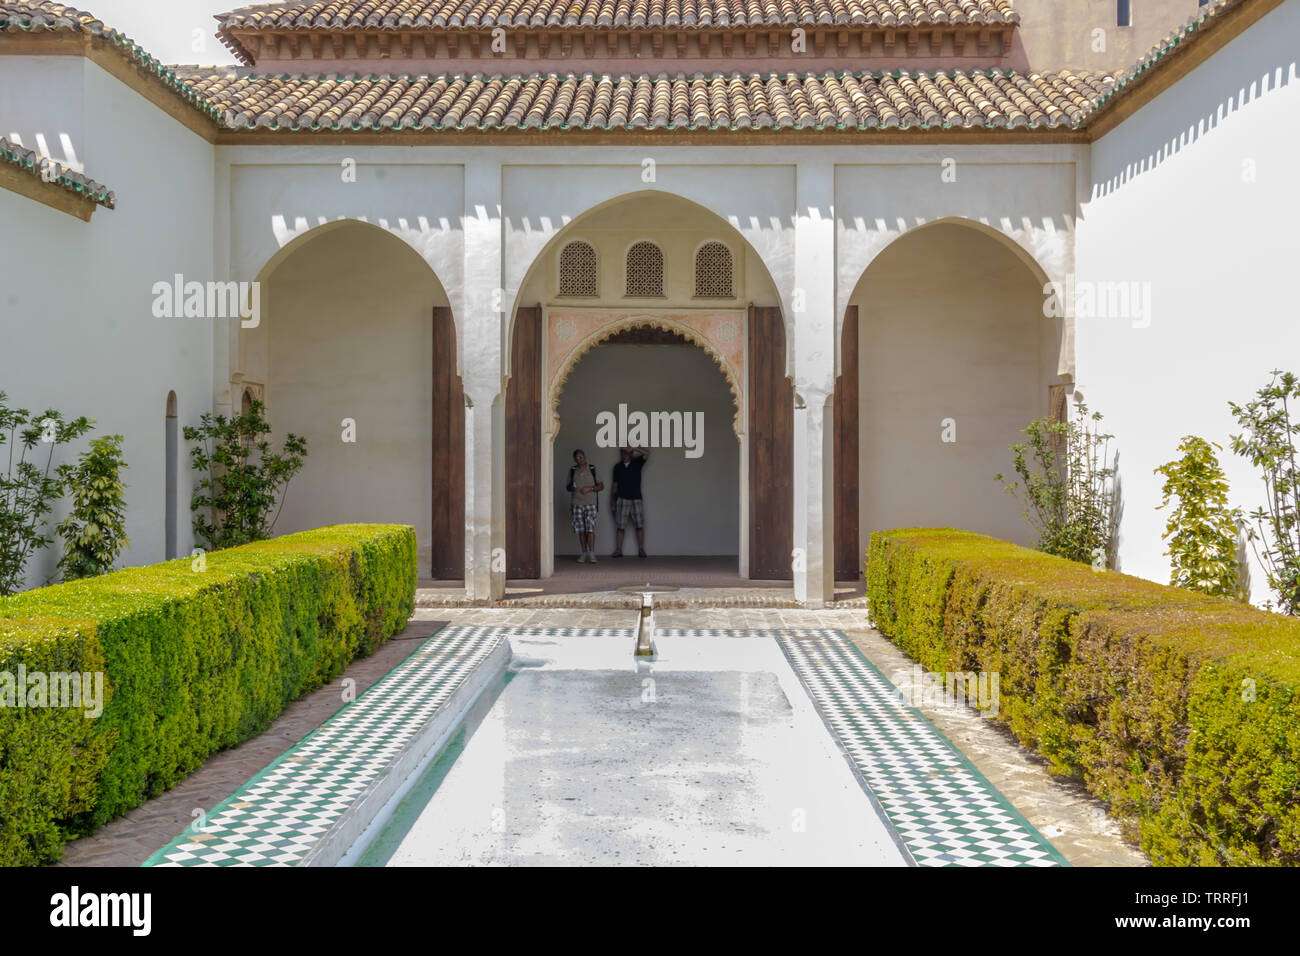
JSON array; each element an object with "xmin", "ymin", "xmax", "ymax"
[
  {"xmin": 217, "ymin": 0, "xmax": 1020, "ymax": 62},
  {"xmin": 0, "ymin": 135, "xmax": 115, "ymax": 208},
  {"xmin": 0, "ymin": 2, "xmax": 224, "ymax": 121},
  {"xmin": 1092, "ymin": 0, "xmax": 1245, "ymax": 114},
  {"xmin": 177, "ymin": 67, "xmax": 1109, "ymax": 131},
  {"xmin": 0, "ymin": 0, "xmax": 103, "ymax": 32},
  {"xmin": 218, "ymin": 0, "xmax": 1020, "ymax": 32}
]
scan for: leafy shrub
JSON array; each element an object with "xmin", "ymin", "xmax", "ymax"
[
  {"xmin": 0, "ymin": 523, "xmax": 416, "ymax": 865},
  {"xmin": 1154, "ymin": 436, "xmax": 1243, "ymax": 600},
  {"xmin": 0, "ymin": 392, "xmax": 92, "ymax": 595},
  {"xmin": 0, "ymin": 616, "xmax": 110, "ymax": 867},
  {"xmin": 56, "ymin": 435, "xmax": 130, "ymax": 582},
  {"xmin": 996, "ymin": 400, "xmax": 1117, "ymax": 567},
  {"xmin": 866, "ymin": 528, "xmax": 1300, "ymax": 866},
  {"xmin": 184, "ymin": 399, "xmax": 307, "ymax": 550},
  {"xmin": 1230, "ymin": 370, "xmax": 1300, "ymax": 614}
]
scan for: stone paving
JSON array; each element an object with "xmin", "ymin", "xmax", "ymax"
[{"xmin": 416, "ymin": 556, "xmax": 868, "ymax": 608}]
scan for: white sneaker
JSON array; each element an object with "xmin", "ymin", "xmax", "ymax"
[
  {"xmin": 588, "ymin": 554, "xmax": 598, "ymax": 563},
  {"xmin": 577, "ymin": 554, "xmax": 587, "ymax": 563}
]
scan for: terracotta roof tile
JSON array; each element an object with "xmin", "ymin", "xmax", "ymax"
[
  {"xmin": 217, "ymin": 0, "xmax": 1019, "ymax": 42},
  {"xmin": 0, "ymin": 135, "xmax": 115, "ymax": 208},
  {"xmin": 176, "ymin": 67, "xmax": 1112, "ymax": 132},
  {"xmin": 1089, "ymin": 0, "xmax": 1245, "ymax": 117},
  {"xmin": 0, "ymin": 2, "xmax": 225, "ymax": 122}
]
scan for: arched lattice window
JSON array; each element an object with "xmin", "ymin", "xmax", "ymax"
[
  {"xmin": 625, "ymin": 241, "xmax": 664, "ymax": 297},
  {"xmin": 694, "ymin": 241, "xmax": 734, "ymax": 297},
  {"xmin": 558, "ymin": 240, "xmax": 598, "ymax": 296}
]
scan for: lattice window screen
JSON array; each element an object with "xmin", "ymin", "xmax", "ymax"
[
  {"xmin": 558, "ymin": 241, "xmax": 598, "ymax": 296},
  {"xmin": 625, "ymin": 241, "xmax": 665, "ymax": 297},
  {"xmin": 694, "ymin": 242, "xmax": 734, "ymax": 297}
]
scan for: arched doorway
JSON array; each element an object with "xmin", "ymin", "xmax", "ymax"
[
  {"xmin": 503, "ymin": 192, "xmax": 790, "ymax": 581},
  {"xmin": 845, "ymin": 220, "xmax": 1066, "ymax": 549},
  {"xmin": 552, "ymin": 325, "xmax": 740, "ymax": 561},
  {"xmin": 241, "ymin": 220, "xmax": 463, "ymax": 579}
]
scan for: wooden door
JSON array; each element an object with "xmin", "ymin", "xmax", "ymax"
[
  {"xmin": 834, "ymin": 305, "xmax": 860, "ymax": 579},
  {"xmin": 748, "ymin": 305, "xmax": 793, "ymax": 580},
  {"xmin": 506, "ymin": 306, "xmax": 542, "ymax": 578},
  {"xmin": 430, "ymin": 306, "xmax": 465, "ymax": 579}
]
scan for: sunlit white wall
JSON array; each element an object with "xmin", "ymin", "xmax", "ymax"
[{"xmin": 1077, "ymin": 0, "xmax": 1300, "ymax": 603}]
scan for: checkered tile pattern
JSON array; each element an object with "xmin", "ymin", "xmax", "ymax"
[
  {"xmin": 143, "ymin": 626, "xmax": 504, "ymax": 867},
  {"xmin": 777, "ymin": 630, "xmax": 1067, "ymax": 867},
  {"xmin": 143, "ymin": 624, "xmax": 1062, "ymax": 867}
]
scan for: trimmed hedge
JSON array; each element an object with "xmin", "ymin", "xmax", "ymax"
[
  {"xmin": 866, "ymin": 528, "xmax": 1300, "ymax": 866},
  {"xmin": 0, "ymin": 524, "xmax": 416, "ymax": 866}
]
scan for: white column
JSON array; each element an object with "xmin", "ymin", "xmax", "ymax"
[
  {"xmin": 462, "ymin": 160, "xmax": 506, "ymax": 602},
  {"xmin": 793, "ymin": 161, "xmax": 837, "ymax": 608}
]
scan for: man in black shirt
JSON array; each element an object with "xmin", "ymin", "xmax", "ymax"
[{"xmin": 610, "ymin": 445, "xmax": 650, "ymax": 558}]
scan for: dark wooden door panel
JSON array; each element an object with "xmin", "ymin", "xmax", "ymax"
[
  {"xmin": 834, "ymin": 305, "xmax": 861, "ymax": 580},
  {"xmin": 431, "ymin": 306, "xmax": 465, "ymax": 579},
  {"xmin": 506, "ymin": 306, "xmax": 542, "ymax": 579},
  {"xmin": 748, "ymin": 305, "xmax": 793, "ymax": 580}
]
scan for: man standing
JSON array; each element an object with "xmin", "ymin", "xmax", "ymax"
[
  {"xmin": 566, "ymin": 449, "xmax": 603, "ymax": 563},
  {"xmin": 611, "ymin": 445, "xmax": 650, "ymax": 558}
]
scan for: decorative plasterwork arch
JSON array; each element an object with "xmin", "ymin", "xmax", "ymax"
[{"xmin": 547, "ymin": 309, "xmax": 745, "ymax": 438}]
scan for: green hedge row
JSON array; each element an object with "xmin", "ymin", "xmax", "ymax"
[
  {"xmin": 866, "ymin": 528, "xmax": 1300, "ymax": 866},
  {"xmin": 0, "ymin": 524, "xmax": 416, "ymax": 866}
]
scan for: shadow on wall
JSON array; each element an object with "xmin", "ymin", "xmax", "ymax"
[{"xmin": 1090, "ymin": 5, "xmax": 1298, "ymax": 199}]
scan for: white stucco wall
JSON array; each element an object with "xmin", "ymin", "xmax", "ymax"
[
  {"xmin": 554, "ymin": 342, "xmax": 740, "ymax": 556},
  {"xmin": 255, "ymin": 222, "xmax": 451, "ymax": 577},
  {"xmin": 834, "ymin": 154, "xmax": 1081, "ymax": 376},
  {"xmin": 0, "ymin": 55, "xmax": 85, "ymax": 170},
  {"xmin": 852, "ymin": 222, "xmax": 1061, "ymax": 549},
  {"xmin": 0, "ymin": 56, "xmax": 215, "ymax": 589},
  {"xmin": 1076, "ymin": 0, "xmax": 1300, "ymax": 602}
]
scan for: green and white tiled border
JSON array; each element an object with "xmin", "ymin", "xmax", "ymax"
[
  {"xmin": 144, "ymin": 624, "xmax": 1065, "ymax": 867},
  {"xmin": 144, "ymin": 625, "xmax": 507, "ymax": 867},
  {"xmin": 777, "ymin": 629, "xmax": 1069, "ymax": 867}
]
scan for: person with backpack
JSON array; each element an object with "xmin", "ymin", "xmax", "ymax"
[{"xmin": 566, "ymin": 448, "xmax": 604, "ymax": 563}]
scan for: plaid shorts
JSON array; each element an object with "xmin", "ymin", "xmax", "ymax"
[
  {"xmin": 614, "ymin": 497, "xmax": 645, "ymax": 530},
  {"xmin": 571, "ymin": 503, "xmax": 598, "ymax": 534}
]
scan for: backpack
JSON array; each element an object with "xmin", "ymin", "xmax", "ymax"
[{"xmin": 568, "ymin": 464, "xmax": 598, "ymax": 507}]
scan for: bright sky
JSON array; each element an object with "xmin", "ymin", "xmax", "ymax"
[{"xmin": 87, "ymin": 0, "xmax": 241, "ymax": 66}]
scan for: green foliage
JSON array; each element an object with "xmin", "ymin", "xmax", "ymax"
[
  {"xmin": 1230, "ymin": 370, "xmax": 1300, "ymax": 615},
  {"xmin": 0, "ymin": 616, "xmax": 110, "ymax": 867},
  {"xmin": 55, "ymin": 435, "xmax": 131, "ymax": 582},
  {"xmin": 866, "ymin": 528, "xmax": 1300, "ymax": 866},
  {"xmin": 0, "ymin": 392, "xmax": 93, "ymax": 596},
  {"xmin": 1154, "ymin": 436, "xmax": 1243, "ymax": 600},
  {"xmin": 0, "ymin": 523, "xmax": 416, "ymax": 865},
  {"xmin": 996, "ymin": 400, "xmax": 1117, "ymax": 566},
  {"xmin": 184, "ymin": 399, "xmax": 307, "ymax": 551}
]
